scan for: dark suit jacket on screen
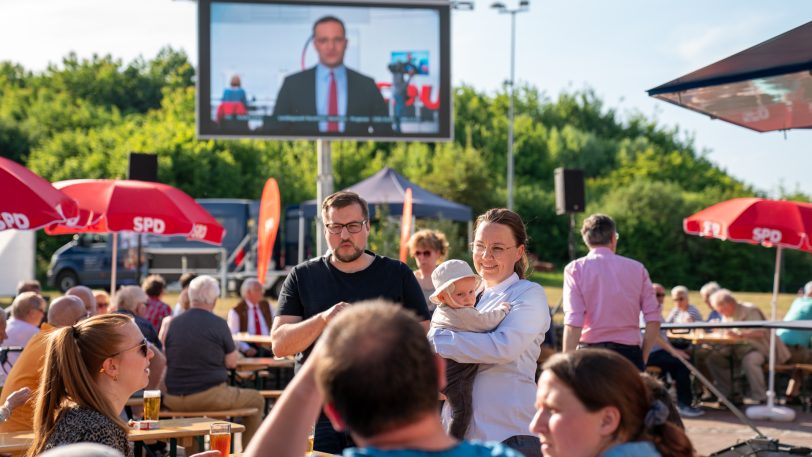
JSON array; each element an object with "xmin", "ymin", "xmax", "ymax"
[{"xmin": 268, "ymin": 66, "xmax": 393, "ymax": 136}]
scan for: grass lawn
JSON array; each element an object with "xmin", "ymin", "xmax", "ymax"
[{"xmin": 528, "ymin": 271, "xmax": 799, "ymax": 324}]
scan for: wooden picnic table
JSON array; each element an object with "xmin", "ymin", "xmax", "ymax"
[
  {"xmin": 231, "ymin": 357, "xmax": 295, "ymax": 389},
  {"xmin": 232, "ymin": 333, "xmax": 274, "ymax": 346},
  {"xmin": 236, "ymin": 357, "xmax": 295, "ymax": 371},
  {"xmin": 0, "ymin": 418, "xmax": 245, "ymax": 457}
]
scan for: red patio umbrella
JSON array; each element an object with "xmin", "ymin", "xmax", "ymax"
[
  {"xmin": 45, "ymin": 179, "xmax": 226, "ymax": 294},
  {"xmin": 0, "ymin": 157, "xmax": 79, "ymax": 231},
  {"xmin": 683, "ymin": 197, "xmax": 812, "ymax": 421}
]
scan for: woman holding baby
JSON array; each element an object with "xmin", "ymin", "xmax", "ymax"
[{"xmin": 427, "ymin": 208, "xmax": 550, "ymax": 457}]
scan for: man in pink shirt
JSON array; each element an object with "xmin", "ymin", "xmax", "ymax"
[{"xmin": 562, "ymin": 213, "xmax": 661, "ymax": 370}]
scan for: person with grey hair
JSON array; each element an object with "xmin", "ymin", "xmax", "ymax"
[
  {"xmin": 0, "ymin": 296, "xmax": 87, "ymax": 432},
  {"xmin": 66, "ymin": 285, "xmax": 97, "ymax": 317},
  {"xmin": 15, "ymin": 279, "xmax": 41, "ymax": 295},
  {"xmin": 4, "ymin": 292, "xmax": 46, "ymax": 378},
  {"xmin": 111, "ymin": 286, "xmax": 166, "ymax": 390},
  {"xmin": 665, "ymin": 285, "xmax": 702, "ymax": 323},
  {"xmin": 699, "ymin": 281, "xmax": 721, "ymax": 322},
  {"xmin": 228, "ymin": 278, "xmax": 273, "ymax": 357},
  {"xmin": 707, "ymin": 289, "xmax": 789, "ymax": 405},
  {"xmin": 562, "ymin": 214, "xmax": 661, "ymax": 371},
  {"xmin": 163, "ymin": 276, "xmax": 264, "ymax": 446}
]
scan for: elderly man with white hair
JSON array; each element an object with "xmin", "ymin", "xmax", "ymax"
[
  {"xmin": 163, "ymin": 276, "xmax": 264, "ymax": 445},
  {"xmin": 706, "ymin": 289, "xmax": 790, "ymax": 405},
  {"xmin": 227, "ymin": 278, "xmax": 273, "ymax": 357},
  {"xmin": 5, "ymin": 292, "xmax": 46, "ymax": 362},
  {"xmin": 700, "ymin": 281, "xmax": 721, "ymax": 322},
  {"xmin": 665, "ymin": 285, "xmax": 703, "ymax": 323},
  {"xmin": 111, "ymin": 285, "xmax": 166, "ymax": 390}
]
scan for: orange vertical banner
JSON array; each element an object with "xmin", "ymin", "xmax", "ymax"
[
  {"xmin": 399, "ymin": 188, "xmax": 413, "ymax": 263},
  {"xmin": 257, "ymin": 178, "xmax": 281, "ymax": 285}
]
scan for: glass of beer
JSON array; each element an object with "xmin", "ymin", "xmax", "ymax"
[
  {"xmin": 142, "ymin": 390, "xmax": 161, "ymax": 421},
  {"xmin": 210, "ymin": 422, "xmax": 231, "ymax": 456},
  {"xmin": 306, "ymin": 424, "xmax": 315, "ymax": 455}
]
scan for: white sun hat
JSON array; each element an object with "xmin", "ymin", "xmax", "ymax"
[{"xmin": 429, "ymin": 259, "xmax": 482, "ymax": 305}]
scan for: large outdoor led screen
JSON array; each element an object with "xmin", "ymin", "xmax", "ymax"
[{"xmin": 198, "ymin": 0, "xmax": 452, "ymax": 141}]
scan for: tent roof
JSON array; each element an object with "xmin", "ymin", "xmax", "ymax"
[
  {"xmin": 296, "ymin": 167, "xmax": 472, "ymax": 222},
  {"xmin": 647, "ymin": 20, "xmax": 812, "ymax": 132}
]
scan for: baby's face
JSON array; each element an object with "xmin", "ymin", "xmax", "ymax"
[{"xmin": 446, "ymin": 276, "xmax": 479, "ymax": 308}]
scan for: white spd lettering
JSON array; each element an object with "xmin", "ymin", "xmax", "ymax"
[
  {"xmin": 190, "ymin": 224, "xmax": 207, "ymax": 240},
  {"xmin": 702, "ymin": 221, "xmax": 721, "ymax": 237},
  {"xmin": 742, "ymin": 106, "xmax": 770, "ymax": 123},
  {"xmin": 0, "ymin": 212, "xmax": 30, "ymax": 230},
  {"xmin": 752, "ymin": 227, "xmax": 781, "ymax": 244},
  {"xmin": 133, "ymin": 217, "xmax": 166, "ymax": 234}
]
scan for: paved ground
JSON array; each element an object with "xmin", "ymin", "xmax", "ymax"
[{"xmin": 684, "ymin": 406, "xmax": 812, "ymax": 456}]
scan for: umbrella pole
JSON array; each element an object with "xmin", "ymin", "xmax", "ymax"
[
  {"xmin": 746, "ymin": 245, "xmax": 795, "ymax": 421},
  {"xmin": 110, "ymin": 233, "xmax": 118, "ymax": 299}
]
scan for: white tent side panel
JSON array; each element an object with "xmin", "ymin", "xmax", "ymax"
[{"xmin": 0, "ymin": 230, "xmax": 35, "ymax": 296}]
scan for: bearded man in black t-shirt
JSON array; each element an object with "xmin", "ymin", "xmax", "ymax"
[{"xmin": 272, "ymin": 191, "xmax": 430, "ymax": 454}]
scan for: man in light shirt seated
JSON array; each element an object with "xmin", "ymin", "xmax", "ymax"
[
  {"xmin": 706, "ymin": 289, "xmax": 789, "ymax": 404},
  {"xmin": 666, "ymin": 285, "xmax": 703, "ymax": 323},
  {"xmin": 3, "ymin": 292, "xmax": 46, "ymax": 382},
  {"xmin": 227, "ymin": 278, "xmax": 273, "ymax": 357}
]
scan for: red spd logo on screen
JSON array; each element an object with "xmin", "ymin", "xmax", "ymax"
[
  {"xmin": 189, "ymin": 224, "xmax": 208, "ymax": 240},
  {"xmin": 0, "ymin": 212, "xmax": 30, "ymax": 230},
  {"xmin": 752, "ymin": 227, "xmax": 782, "ymax": 244},
  {"xmin": 133, "ymin": 217, "xmax": 166, "ymax": 234}
]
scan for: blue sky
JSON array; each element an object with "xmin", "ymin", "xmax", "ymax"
[{"xmin": 2, "ymin": 0, "xmax": 811, "ymax": 196}]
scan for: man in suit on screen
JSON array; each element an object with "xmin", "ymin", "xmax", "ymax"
[{"xmin": 269, "ymin": 15, "xmax": 392, "ymax": 137}]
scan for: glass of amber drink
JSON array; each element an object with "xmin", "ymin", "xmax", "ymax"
[
  {"xmin": 210, "ymin": 422, "xmax": 231, "ymax": 456},
  {"xmin": 142, "ymin": 390, "xmax": 161, "ymax": 421}
]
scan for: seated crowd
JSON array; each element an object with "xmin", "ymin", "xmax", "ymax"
[{"xmin": 3, "ymin": 199, "xmax": 812, "ymax": 457}]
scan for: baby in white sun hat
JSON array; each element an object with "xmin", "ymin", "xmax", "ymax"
[{"xmin": 429, "ymin": 259, "xmax": 511, "ymax": 439}]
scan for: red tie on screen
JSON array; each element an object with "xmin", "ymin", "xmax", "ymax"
[
  {"xmin": 252, "ymin": 305, "xmax": 262, "ymax": 335},
  {"xmin": 328, "ymin": 71, "xmax": 338, "ymax": 132}
]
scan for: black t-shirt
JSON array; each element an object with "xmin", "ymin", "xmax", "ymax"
[
  {"xmin": 164, "ymin": 308, "xmax": 236, "ymax": 395},
  {"xmin": 278, "ymin": 251, "xmax": 430, "ymax": 363}
]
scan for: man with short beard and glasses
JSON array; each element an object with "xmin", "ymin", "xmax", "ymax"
[{"xmin": 272, "ymin": 191, "xmax": 430, "ymax": 455}]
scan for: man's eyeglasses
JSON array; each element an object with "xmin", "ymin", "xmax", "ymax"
[
  {"xmin": 673, "ymin": 296, "xmax": 687, "ymax": 301},
  {"xmin": 655, "ymin": 293, "xmax": 666, "ymax": 298},
  {"xmin": 413, "ymin": 250, "xmax": 434, "ymax": 257},
  {"xmin": 325, "ymin": 220, "xmax": 366, "ymax": 235},
  {"xmin": 470, "ymin": 243, "xmax": 517, "ymax": 258},
  {"xmin": 112, "ymin": 338, "xmax": 149, "ymax": 358}
]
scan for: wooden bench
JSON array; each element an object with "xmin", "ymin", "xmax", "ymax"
[
  {"xmin": 158, "ymin": 407, "xmax": 259, "ymax": 420},
  {"xmin": 259, "ymin": 390, "xmax": 284, "ymax": 415}
]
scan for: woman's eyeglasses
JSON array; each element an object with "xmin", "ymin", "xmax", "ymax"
[
  {"xmin": 413, "ymin": 250, "xmax": 434, "ymax": 257},
  {"xmin": 470, "ymin": 243, "xmax": 517, "ymax": 258},
  {"xmin": 112, "ymin": 338, "xmax": 149, "ymax": 358}
]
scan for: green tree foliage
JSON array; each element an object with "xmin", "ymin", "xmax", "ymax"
[{"xmin": 3, "ymin": 49, "xmax": 810, "ymax": 292}]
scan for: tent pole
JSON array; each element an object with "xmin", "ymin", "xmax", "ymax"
[
  {"xmin": 746, "ymin": 245, "xmax": 795, "ymax": 421},
  {"xmin": 316, "ymin": 139, "xmax": 333, "ymax": 257},
  {"xmin": 110, "ymin": 233, "xmax": 118, "ymax": 300}
]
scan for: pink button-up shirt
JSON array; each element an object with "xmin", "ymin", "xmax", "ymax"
[{"xmin": 563, "ymin": 247, "xmax": 661, "ymax": 346}]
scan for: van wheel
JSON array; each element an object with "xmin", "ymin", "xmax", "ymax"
[{"xmin": 56, "ymin": 270, "xmax": 79, "ymax": 292}]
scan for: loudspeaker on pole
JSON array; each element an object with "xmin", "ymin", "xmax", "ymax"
[
  {"xmin": 554, "ymin": 168, "xmax": 585, "ymax": 215},
  {"xmin": 128, "ymin": 152, "xmax": 158, "ymax": 182}
]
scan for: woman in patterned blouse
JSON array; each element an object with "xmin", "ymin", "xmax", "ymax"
[{"xmin": 27, "ymin": 314, "xmax": 153, "ymax": 457}]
